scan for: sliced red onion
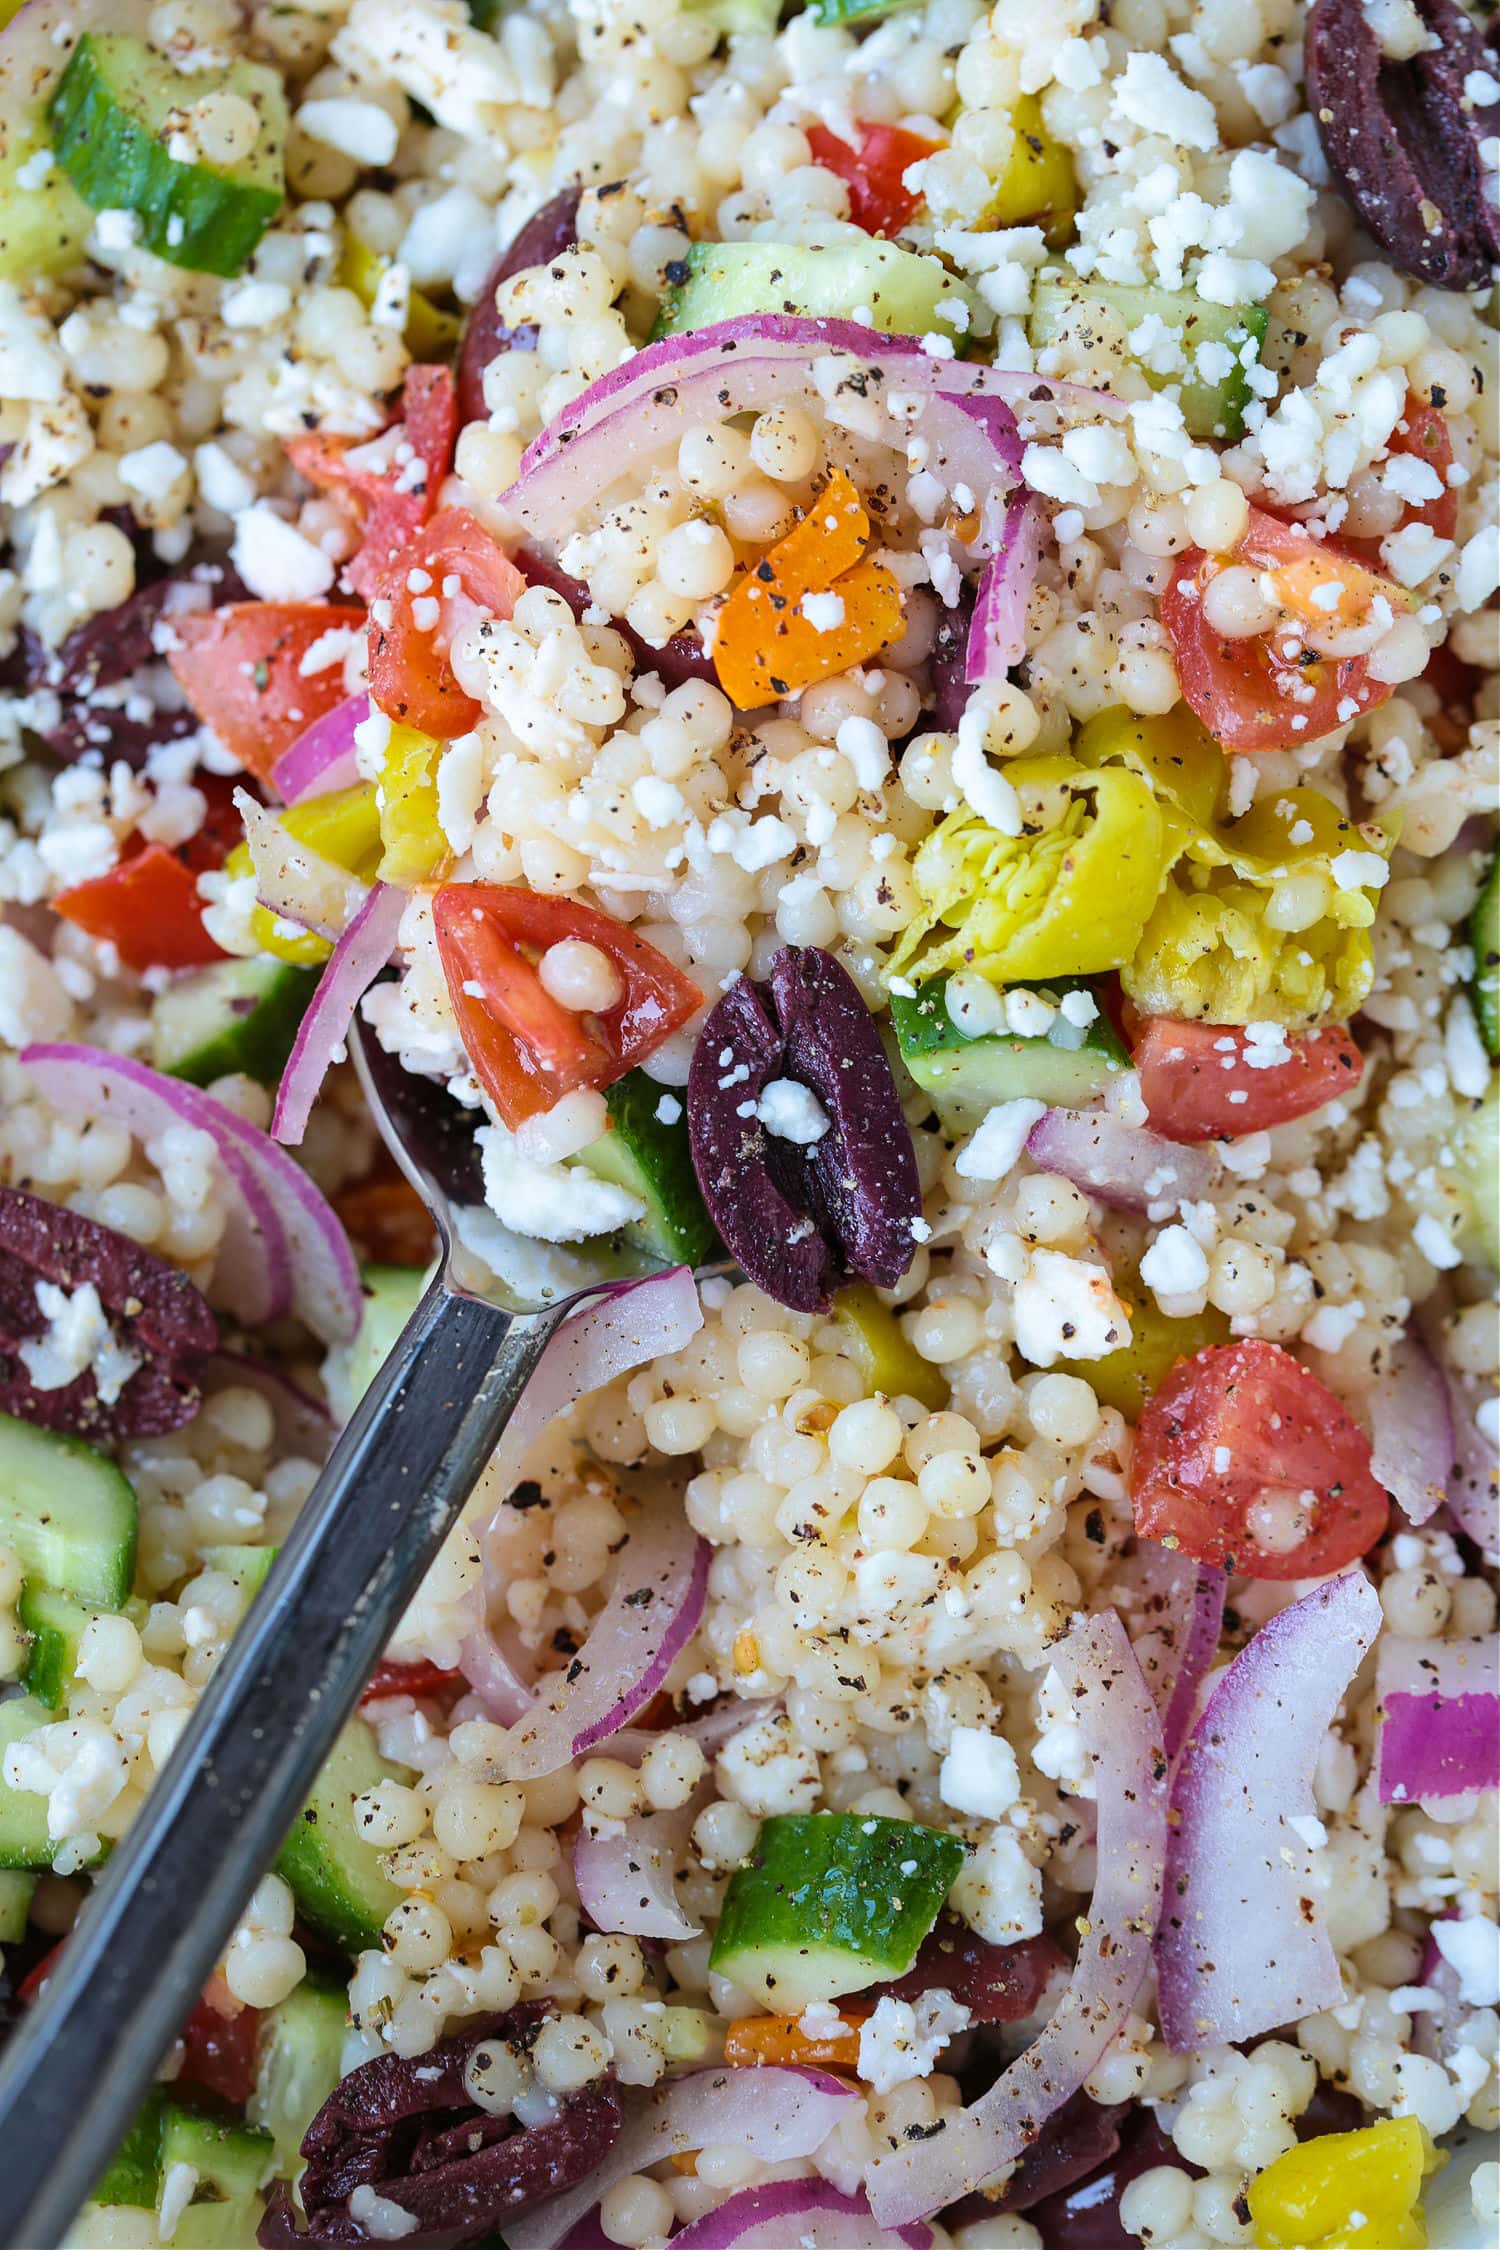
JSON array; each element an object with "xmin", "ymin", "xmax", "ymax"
[
  {"xmin": 1136, "ymin": 1559, "xmax": 1229, "ymax": 1764},
  {"xmin": 505, "ymin": 2067, "xmax": 858, "ymax": 2250},
  {"xmin": 269, "ymin": 694, "xmax": 368, "ymax": 805},
  {"xmin": 236, "ymin": 789, "xmax": 369, "ymax": 943},
  {"xmin": 23, "ymin": 1045, "xmax": 362, "ymax": 1345},
  {"xmin": 457, "ymin": 1613, "xmax": 534, "ymax": 1726},
  {"xmin": 668, "ymin": 2181, "xmax": 932, "ymax": 2250},
  {"xmin": 1375, "ymin": 1633, "xmax": 1500, "ymax": 1804},
  {"xmin": 1369, "ymin": 1328, "xmax": 1453, "ymax": 1528},
  {"xmin": 1026, "ymin": 1107, "xmax": 1219, "ymax": 1213},
  {"xmin": 1155, "ymin": 1569, "xmax": 1382, "ymax": 2054},
  {"xmin": 20, "ymin": 1043, "xmax": 291, "ymax": 1329},
  {"xmin": 502, "ymin": 1507, "xmax": 709, "ymax": 1778},
  {"xmin": 867, "ymin": 1610, "xmax": 1168, "ymax": 2228},
  {"xmin": 1440, "ymin": 1365, "xmax": 1499, "ymax": 1561},
  {"xmin": 966, "ymin": 489, "xmax": 1040, "ymax": 683},
  {"xmin": 201, "ymin": 1350, "xmax": 332, "ymax": 1460},
  {"xmin": 573, "ymin": 1805, "xmax": 700, "ymax": 1941},
  {"xmin": 272, "ymin": 883, "xmax": 405, "ymax": 1147}
]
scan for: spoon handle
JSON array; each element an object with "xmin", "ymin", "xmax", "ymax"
[{"xmin": 0, "ymin": 1277, "xmax": 560, "ymax": 2249}]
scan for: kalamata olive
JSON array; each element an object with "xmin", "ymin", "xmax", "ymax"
[
  {"xmin": 0, "ymin": 1184, "xmax": 216, "ymax": 1438},
  {"xmin": 26, "ymin": 558, "xmax": 239, "ymax": 769},
  {"xmin": 457, "ymin": 187, "xmax": 584, "ymax": 428},
  {"xmin": 929, "ymin": 584, "xmax": 975, "ymax": 731},
  {"xmin": 687, "ymin": 944, "xmax": 922, "ymax": 1313},
  {"xmin": 515, "ymin": 543, "xmax": 716, "ymax": 689},
  {"xmin": 1307, "ymin": 0, "xmax": 1500, "ymax": 292},
  {"xmin": 874, "ymin": 1917, "xmax": 1067, "ymax": 2026},
  {"xmin": 1028, "ymin": 2111, "xmax": 1198, "ymax": 2250}
]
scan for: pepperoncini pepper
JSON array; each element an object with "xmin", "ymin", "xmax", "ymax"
[
  {"xmin": 982, "ymin": 93, "xmax": 1078, "ymax": 247},
  {"xmin": 339, "ymin": 235, "xmax": 462, "ymax": 362},
  {"xmin": 375, "ymin": 724, "xmax": 450, "ymax": 885},
  {"xmin": 1248, "ymin": 2118, "xmax": 1445, "ymax": 2250},
  {"xmin": 224, "ymin": 784, "xmax": 384, "ymax": 966},
  {"xmin": 1069, "ymin": 1289, "xmax": 1229, "ymax": 1418}
]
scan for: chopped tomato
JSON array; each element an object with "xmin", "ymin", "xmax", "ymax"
[
  {"xmin": 367, "ymin": 508, "xmax": 525, "ymax": 738},
  {"xmin": 360, "ymin": 1657, "xmax": 463, "ymax": 1705},
  {"xmin": 1129, "ymin": 1012, "xmax": 1364, "ymax": 1143},
  {"xmin": 1131, "ymin": 1336, "xmax": 1389, "ymax": 1578},
  {"xmin": 724, "ymin": 2011, "xmax": 869, "ymax": 2072},
  {"xmin": 167, "ymin": 602, "xmax": 365, "ymax": 785},
  {"xmin": 180, "ymin": 771, "xmax": 261, "ymax": 875},
  {"xmin": 713, "ymin": 466, "xmax": 905, "ymax": 710},
  {"xmin": 804, "ymin": 122, "xmax": 941, "ymax": 237},
  {"xmin": 16, "ymin": 1942, "xmax": 62, "ymax": 2006},
  {"xmin": 53, "ymin": 842, "xmax": 226, "ymax": 971},
  {"xmin": 286, "ymin": 365, "xmax": 458, "ymax": 602},
  {"xmin": 178, "ymin": 1992, "xmax": 261, "ymax": 2106},
  {"xmin": 433, "ymin": 885, "xmax": 702, "ymax": 1127},
  {"xmin": 1161, "ymin": 507, "xmax": 1402, "ymax": 752},
  {"xmin": 1342, "ymin": 395, "xmax": 1458, "ymax": 564}
]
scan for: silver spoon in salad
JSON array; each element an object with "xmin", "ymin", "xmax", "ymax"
[{"xmin": 0, "ymin": 1022, "xmax": 716, "ymax": 2250}]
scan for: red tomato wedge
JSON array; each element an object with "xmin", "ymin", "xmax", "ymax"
[
  {"xmin": 367, "ymin": 509, "xmax": 525, "ymax": 738},
  {"xmin": 167, "ymin": 602, "xmax": 365, "ymax": 785},
  {"xmin": 1129, "ymin": 1012, "xmax": 1364, "ymax": 1143},
  {"xmin": 433, "ymin": 886, "xmax": 702, "ymax": 1127},
  {"xmin": 1341, "ymin": 395, "xmax": 1458, "ymax": 563},
  {"xmin": 805, "ymin": 122, "xmax": 940, "ymax": 236},
  {"xmin": 178, "ymin": 1993, "xmax": 262, "ymax": 2106},
  {"xmin": 286, "ymin": 365, "xmax": 459, "ymax": 602},
  {"xmin": 1132, "ymin": 1336, "xmax": 1389, "ymax": 1577},
  {"xmin": 53, "ymin": 842, "xmax": 226, "ymax": 971},
  {"xmin": 1162, "ymin": 507, "xmax": 1401, "ymax": 752},
  {"xmin": 360, "ymin": 1657, "xmax": 463, "ymax": 1706}
]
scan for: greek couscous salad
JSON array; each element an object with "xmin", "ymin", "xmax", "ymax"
[{"xmin": 0, "ymin": 0, "xmax": 1496, "ymax": 2242}]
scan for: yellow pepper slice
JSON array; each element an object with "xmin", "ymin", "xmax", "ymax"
[
  {"xmin": 339, "ymin": 235, "xmax": 462, "ymax": 362},
  {"xmin": 886, "ymin": 754, "xmax": 1173, "ymax": 989},
  {"xmin": 833, "ymin": 1284, "xmax": 949, "ymax": 1412},
  {"xmin": 226, "ymin": 784, "xmax": 384, "ymax": 965},
  {"xmin": 375, "ymin": 724, "xmax": 450, "ymax": 886},
  {"xmin": 1074, "ymin": 704, "xmax": 1228, "ymax": 833},
  {"xmin": 1070, "ymin": 1290, "xmax": 1229, "ymax": 1418},
  {"xmin": 1249, "ymin": 2118, "xmax": 1445, "ymax": 2250},
  {"xmin": 982, "ymin": 93, "xmax": 1077, "ymax": 247}
]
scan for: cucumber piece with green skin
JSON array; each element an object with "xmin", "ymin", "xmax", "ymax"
[
  {"xmin": 48, "ymin": 33, "xmax": 287, "ymax": 279},
  {"xmin": 808, "ymin": 0, "xmax": 921, "ymax": 21},
  {"xmin": 0, "ymin": 1693, "xmax": 102, "ymax": 1869},
  {"xmin": 275, "ymin": 1716, "xmax": 411, "ymax": 1954},
  {"xmin": 1455, "ymin": 1070, "xmax": 1499, "ymax": 1272},
  {"xmin": 0, "ymin": 1869, "xmax": 35, "ymax": 1944},
  {"xmin": 1028, "ymin": 279, "xmax": 1269, "ymax": 442},
  {"xmin": 709, "ymin": 1812, "xmax": 966, "ymax": 2009},
  {"xmin": 201, "ymin": 1543, "xmax": 278, "ymax": 1600},
  {"xmin": 1470, "ymin": 855, "xmax": 1498, "ymax": 1060},
  {"xmin": 151, "ymin": 956, "xmax": 322, "ymax": 1089},
  {"xmin": 346, "ymin": 1263, "xmax": 429, "ymax": 1409},
  {"xmin": 95, "ymin": 2089, "xmax": 167, "ymax": 2210},
  {"xmin": 891, "ymin": 974, "xmax": 1129, "ymax": 1137},
  {"xmin": 18, "ymin": 1582, "xmax": 101, "ymax": 1710},
  {"xmin": 0, "ymin": 127, "xmax": 93, "ymax": 281},
  {"xmin": 158, "ymin": 2105, "xmax": 275, "ymax": 2248},
  {"xmin": 250, "ymin": 1977, "xmax": 348, "ymax": 2180},
  {"xmin": 0, "ymin": 1410, "xmax": 137, "ymax": 1607},
  {"xmin": 572, "ymin": 1072, "xmax": 717, "ymax": 1267},
  {"xmin": 652, "ymin": 240, "xmax": 977, "ymax": 345}
]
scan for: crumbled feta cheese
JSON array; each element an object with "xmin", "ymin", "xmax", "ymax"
[
  {"xmin": 757, "ymin": 1078, "xmax": 830, "ymax": 1145},
  {"xmin": 940, "ymin": 1725, "xmax": 1022, "ymax": 1820},
  {"xmin": 1432, "ymin": 1914, "xmax": 1500, "ymax": 2007},
  {"xmin": 1412, "ymin": 1212, "xmax": 1462, "ymax": 1271},
  {"xmin": 1140, "ymin": 1224, "xmax": 1210, "ymax": 1302},
  {"xmin": 348, "ymin": 2187, "xmax": 420, "ymax": 2240},
  {"xmin": 1113, "ymin": 52, "xmax": 1218, "ymax": 149},
  {"xmin": 1012, "ymin": 1251, "xmax": 1132, "ymax": 1368},
  {"xmin": 297, "ymin": 97, "xmax": 401, "ymax": 166},
  {"xmin": 950, "ymin": 1828, "xmax": 1044, "ymax": 1945},
  {"xmin": 477, "ymin": 1123, "xmax": 644, "ymax": 1243},
  {"xmin": 232, "ymin": 504, "xmax": 336, "ymax": 603},
  {"xmin": 19, "ymin": 1280, "xmax": 141, "ymax": 1405},
  {"xmin": 856, "ymin": 1990, "xmax": 971, "ymax": 2095},
  {"xmin": 954, "ymin": 1099, "xmax": 1046, "ymax": 1184}
]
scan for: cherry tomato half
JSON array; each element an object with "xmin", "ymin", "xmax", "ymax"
[
  {"xmin": 178, "ymin": 1992, "xmax": 262, "ymax": 2107},
  {"xmin": 1131, "ymin": 1336, "xmax": 1389, "ymax": 1578},
  {"xmin": 1129, "ymin": 1012, "xmax": 1364, "ymax": 1144},
  {"xmin": 287, "ymin": 365, "xmax": 458, "ymax": 602},
  {"xmin": 53, "ymin": 842, "xmax": 226, "ymax": 972},
  {"xmin": 433, "ymin": 885, "xmax": 702, "ymax": 1128},
  {"xmin": 805, "ymin": 122, "xmax": 941, "ymax": 237},
  {"xmin": 1341, "ymin": 395, "xmax": 1458, "ymax": 565},
  {"xmin": 360, "ymin": 1658, "xmax": 464, "ymax": 1706},
  {"xmin": 167, "ymin": 602, "xmax": 365, "ymax": 785},
  {"xmin": 367, "ymin": 509, "xmax": 525, "ymax": 738}
]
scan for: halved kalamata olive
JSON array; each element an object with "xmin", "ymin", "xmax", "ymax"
[
  {"xmin": 687, "ymin": 944, "xmax": 922, "ymax": 1313},
  {"xmin": 0, "ymin": 1185, "xmax": 217, "ymax": 1438},
  {"xmin": 457, "ymin": 187, "xmax": 584, "ymax": 428},
  {"xmin": 1307, "ymin": 0, "xmax": 1500, "ymax": 292},
  {"xmin": 257, "ymin": 2003, "xmax": 622, "ymax": 2247}
]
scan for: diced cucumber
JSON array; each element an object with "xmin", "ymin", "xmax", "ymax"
[
  {"xmin": 652, "ymin": 239, "xmax": 976, "ymax": 345},
  {"xmin": 250, "ymin": 1977, "xmax": 348, "ymax": 2180},
  {"xmin": 573, "ymin": 1072, "xmax": 716, "ymax": 1268},
  {"xmin": 0, "ymin": 1411, "xmax": 137, "ymax": 1608},
  {"xmin": 832, "ymin": 1283, "xmax": 948, "ymax": 1412},
  {"xmin": 0, "ymin": 1693, "xmax": 101, "ymax": 1870},
  {"xmin": 95, "ymin": 2089, "xmax": 167, "ymax": 2211},
  {"xmin": 18, "ymin": 1582, "xmax": 100, "ymax": 1710},
  {"xmin": 1028, "ymin": 279, "xmax": 1269, "ymax": 443},
  {"xmin": 151, "ymin": 956, "xmax": 321, "ymax": 1089},
  {"xmin": 159, "ymin": 2104, "xmax": 274, "ymax": 2249},
  {"xmin": 201, "ymin": 1544, "xmax": 279, "ymax": 1601},
  {"xmin": 0, "ymin": 1868, "xmax": 35, "ymax": 1944},
  {"xmin": 1470, "ymin": 854, "xmax": 1498, "ymax": 1060},
  {"xmin": 48, "ymin": 33, "xmax": 287, "ymax": 279},
  {"xmin": 808, "ymin": 0, "xmax": 920, "ymax": 20},
  {"xmin": 685, "ymin": 0, "xmax": 781, "ymax": 33},
  {"xmin": 342, "ymin": 1263, "xmax": 428, "ymax": 1413},
  {"xmin": 276, "ymin": 1717, "xmax": 410, "ymax": 1954},
  {"xmin": 0, "ymin": 127, "xmax": 93, "ymax": 282},
  {"xmin": 891, "ymin": 974, "xmax": 1129, "ymax": 1138},
  {"xmin": 1455, "ymin": 1071, "xmax": 1499, "ymax": 1273},
  {"xmin": 710, "ymin": 1812, "xmax": 966, "ymax": 2009}
]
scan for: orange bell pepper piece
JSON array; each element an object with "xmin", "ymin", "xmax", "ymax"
[
  {"xmin": 713, "ymin": 467, "xmax": 904, "ymax": 710},
  {"xmin": 722, "ymin": 2010, "xmax": 869, "ymax": 2072}
]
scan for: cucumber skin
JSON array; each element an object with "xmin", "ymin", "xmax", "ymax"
[
  {"xmin": 1470, "ymin": 854, "xmax": 1498, "ymax": 1060},
  {"xmin": 653, "ymin": 239, "xmax": 976, "ymax": 345},
  {"xmin": 0, "ymin": 1409, "xmax": 137, "ymax": 1609},
  {"xmin": 1028, "ymin": 280, "xmax": 1268, "ymax": 442},
  {"xmin": 576, "ymin": 1073, "xmax": 717, "ymax": 1269},
  {"xmin": 0, "ymin": 1869, "xmax": 35, "ymax": 1945},
  {"xmin": 891, "ymin": 974, "xmax": 1128, "ymax": 1137},
  {"xmin": 95, "ymin": 2089, "xmax": 167, "ymax": 2210},
  {"xmin": 48, "ymin": 35, "xmax": 284, "ymax": 279},
  {"xmin": 18, "ymin": 1582, "xmax": 100, "ymax": 1710},
  {"xmin": 153, "ymin": 959, "xmax": 321, "ymax": 1089},
  {"xmin": 275, "ymin": 1716, "xmax": 410, "ymax": 1955},
  {"xmin": 710, "ymin": 1813, "xmax": 966, "ymax": 2007}
]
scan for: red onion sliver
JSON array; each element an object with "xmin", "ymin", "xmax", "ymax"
[
  {"xmin": 272, "ymin": 883, "xmax": 405, "ymax": 1147},
  {"xmin": 966, "ymin": 489, "xmax": 1040, "ymax": 683},
  {"xmin": 1026, "ymin": 1107, "xmax": 1219, "ymax": 1212},
  {"xmin": 456, "ymin": 1614, "xmax": 534, "ymax": 1726},
  {"xmin": 669, "ymin": 2180, "xmax": 932, "ymax": 2250},
  {"xmin": 1370, "ymin": 1327, "xmax": 1453, "ymax": 1527},
  {"xmin": 573, "ymin": 1805, "xmax": 700, "ymax": 1941},
  {"xmin": 20, "ymin": 1043, "xmax": 291, "ymax": 1329},
  {"xmin": 506, "ymin": 2068, "xmax": 858, "ymax": 2250},
  {"xmin": 269, "ymin": 693, "xmax": 368, "ymax": 805},
  {"xmin": 502, "ymin": 1508, "xmax": 709, "ymax": 1778},
  {"xmin": 1375, "ymin": 1633, "xmax": 1500, "ymax": 1804},
  {"xmin": 867, "ymin": 1610, "xmax": 1168, "ymax": 2227},
  {"xmin": 1155, "ymin": 1569, "xmax": 1382, "ymax": 2053},
  {"xmin": 22, "ymin": 1045, "xmax": 362, "ymax": 1345},
  {"xmin": 200, "ymin": 1350, "xmax": 332, "ymax": 1461}
]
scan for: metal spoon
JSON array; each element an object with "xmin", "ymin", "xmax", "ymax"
[{"xmin": 0, "ymin": 1026, "xmax": 694, "ymax": 2247}]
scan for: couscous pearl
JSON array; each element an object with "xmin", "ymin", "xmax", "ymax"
[
  {"xmin": 537, "ymin": 938, "xmax": 624, "ymax": 1014},
  {"xmin": 225, "ymin": 1933, "xmax": 305, "ymax": 2008},
  {"xmin": 599, "ymin": 2174, "xmax": 675, "ymax": 2248},
  {"xmin": 1202, "ymin": 564, "xmax": 1281, "ymax": 639},
  {"xmin": 533, "ymin": 2013, "xmax": 611, "ymax": 2093}
]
